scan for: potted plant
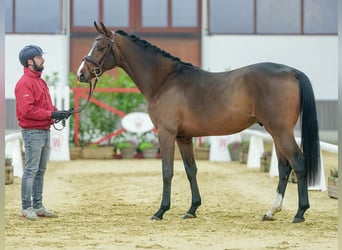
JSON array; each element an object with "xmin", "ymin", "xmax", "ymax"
[
  {"xmin": 117, "ymin": 141, "xmax": 137, "ymax": 159},
  {"xmin": 328, "ymin": 169, "xmax": 338, "ymax": 199},
  {"xmin": 5, "ymin": 157, "xmax": 14, "ymax": 185},
  {"xmin": 137, "ymin": 131, "xmax": 159, "ymax": 159},
  {"xmin": 138, "ymin": 141, "xmax": 157, "ymax": 158},
  {"xmin": 227, "ymin": 141, "xmax": 241, "ymax": 161},
  {"xmin": 239, "ymin": 140, "xmax": 249, "ymax": 164},
  {"xmin": 114, "ymin": 132, "xmax": 137, "ymax": 159},
  {"xmin": 194, "ymin": 139, "xmax": 210, "ymax": 160},
  {"xmin": 260, "ymin": 151, "xmax": 272, "ymax": 172}
]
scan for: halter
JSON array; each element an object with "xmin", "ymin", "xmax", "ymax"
[
  {"xmin": 53, "ymin": 35, "xmax": 115, "ymax": 131},
  {"xmin": 83, "ymin": 36, "xmax": 115, "ymax": 80}
]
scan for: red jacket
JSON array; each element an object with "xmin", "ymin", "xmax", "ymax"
[{"xmin": 15, "ymin": 67, "xmax": 56, "ymax": 130}]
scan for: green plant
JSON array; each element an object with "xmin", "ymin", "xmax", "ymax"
[
  {"xmin": 138, "ymin": 141, "xmax": 154, "ymax": 151},
  {"xmin": 137, "ymin": 131, "xmax": 159, "ymax": 152},
  {"xmin": 228, "ymin": 141, "xmax": 241, "ymax": 151},
  {"xmin": 330, "ymin": 169, "xmax": 338, "ymax": 178},
  {"xmin": 117, "ymin": 141, "xmax": 136, "ymax": 149},
  {"xmin": 193, "ymin": 138, "xmax": 210, "ymax": 148},
  {"xmin": 5, "ymin": 157, "xmax": 12, "ymax": 166},
  {"xmin": 196, "ymin": 140, "xmax": 210, "ymax": 149},
  {"xmin": 113, "ymin": 131, "xmax": 138, "ymax": 150},
  {"xmin": 44, "ymin": 71, "xmax": 60, "ymax": 87},
  {"xmin": 69, "ymin": 69, "xmax": 147, "ymax": 146},
  {"xmin": 240, "ymin": 140, "xmax": 249, "ymax": 153},
  {"xmin": 261, "ymin": 151, "xmax": 272, "ymax": 159}
]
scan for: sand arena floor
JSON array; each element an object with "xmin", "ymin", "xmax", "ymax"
[{"xmin": 5, "ymin": 152, "xmax": 338, "ymax": 250}]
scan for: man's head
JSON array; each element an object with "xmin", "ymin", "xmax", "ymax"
[{"xmin": 19, "ymin": 45, "xmax": 45, "ymax": 72}]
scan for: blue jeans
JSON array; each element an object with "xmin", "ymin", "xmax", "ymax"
[{"xmin": 21, "ymin": 129, "xmax": 51, "ymax": 210}]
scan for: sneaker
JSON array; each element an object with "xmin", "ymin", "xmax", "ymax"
[
  {"xmin": 21, "ymin": 207, "xmax": 38, "ymax": 221},
  {"xmin": 34, "ymin": 206, "xmax": 58, "ymax": 218}
]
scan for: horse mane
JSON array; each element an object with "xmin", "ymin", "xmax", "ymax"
[{"xmin": 115, "ymin": 30, "xmax": 193, "ymax": 67}]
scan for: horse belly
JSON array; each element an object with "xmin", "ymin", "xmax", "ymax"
[{"xmin": 179, "ymin": 113, "xmax": 256, "ymax": 137}]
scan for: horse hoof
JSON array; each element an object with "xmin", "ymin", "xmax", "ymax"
[
  {"xmin": 292, "ymin": 217, "xmax": 305, "ymax": 223},
  {"xmin": 262, "ymin": 214, "xmax": 275, "ymax": 221},
  {"xmin": 150, "ymin": 215, "xmax": 162, "ymax": 221},
  {"xmin": 182, "ymin": 213, "xmax": 197, "ymax": 219}
]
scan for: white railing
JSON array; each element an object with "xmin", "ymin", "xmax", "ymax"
[
  {"xmin": 241, "ymin": 129, "xmax": 338, "ymax": 191},
  {"xmin": 5, "ymin": 133, "xmax": 23, "ymax": 177},
  {"xmin": 47, "ymin": 86, "xmax": 71, "ymax": 161}
]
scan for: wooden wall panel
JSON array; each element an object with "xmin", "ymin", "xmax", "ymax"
[
  {"xmin": 70, "ymin": 37, "xmax": 201, "ymax": 75},
  {"xmin": 70, "ymin": 38, "xmax": 94, "ymax": 75}
]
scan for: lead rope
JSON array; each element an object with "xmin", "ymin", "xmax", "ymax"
[
  {"xmin": 53, "ymin": 35, "xmax": 113, "ymax": 131},
  {"xmin": 52, "ymin": 75, "xmax": 99, "ymax": 131}
]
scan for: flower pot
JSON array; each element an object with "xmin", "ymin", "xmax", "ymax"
[
  {"xmin": 5, "ymin": 165, "xmax": 14, "ymax": 185},
  {"xmin": 195, "ymin": 147, "xmax": 210, "ymax": 160},
  {"xmin": 239, "ymin": 151, "xmax": 248, "ymax": 164},
  {"xmin": 229, "ymin": 148, "xmax": 240, "ymax": 161},
  {"xmin": 143, "ymin": 148, "xmax": 158, "ymax": 159},
  {"xmin": 70, "ymin": 147, "xmax": 82, "ymax": 160},
  {"xmin": 328, "ymin": 176, "xmax": 338, "ymax": 199},
  {"xmin": 120, "ymin": 147, "xmax": 136, "ymax": 159},
  {"xmin": 260, "ymin": 156, "xmax": 270, "ymax": 172},
  {"xmin": 82, "ymin": 146, "xmax": 114, "ymax": 159}
]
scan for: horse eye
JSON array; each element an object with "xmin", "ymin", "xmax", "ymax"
[{"xmin": 98, "ymin": 47, "xmax": 105, "ymax": 52}]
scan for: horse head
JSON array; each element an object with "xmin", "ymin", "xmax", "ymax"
[{"xmin": 77, "ymin": 22, "xmax": 116, "ymax": 83}]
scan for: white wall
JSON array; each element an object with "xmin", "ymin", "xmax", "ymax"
[
  {"xmin": 5, "ymin": 34, "xmax": 69, "ymax": 99},
  {"xmin": 201, "ymin": 1, "xmax": 338, "ymax": 101}
]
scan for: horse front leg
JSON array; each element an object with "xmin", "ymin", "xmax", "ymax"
[
  {"xmin": 263, "ymin": 156, "xmax": 291, "ymax": 221},
  {"xmin": 177, "ymin": 138, "xmax": 201, "ymax": 219},
  {"xmin": 150, "ymin": 130, "xmax": 175, "ymax": 220}
]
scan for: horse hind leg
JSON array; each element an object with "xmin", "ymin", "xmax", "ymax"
[
  {"xmin": 264, "ymin": 135, "xmax": 309, "ymax": 223},
  {"xmin": 278, "ymin": 140, "xmax": 309, "ymax": 223},
  {"xmin": 177, "ymin": 138, "xmax": 201, "ymax": 219},
  {"xmin": 292, "ymin": 150, "xmax": 309, "ymax": 223},
  {"xmin": 263, "ymin": 154, "xmax": 291, "ymax": 221}
]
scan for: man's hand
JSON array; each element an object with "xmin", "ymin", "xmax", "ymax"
[
  {"xmin": 66, "ymin": 108, "xmax": 74, "ymax": 119},
  {"xmin": 52, "ymin": 110, "xmax": 70, "ymax": 120}
]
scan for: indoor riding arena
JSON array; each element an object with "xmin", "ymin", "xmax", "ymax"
[
  {"xmin": 4, "ymin": 1, "xmax": 338, "ymax": 250},
  {"xmin": 5, "ymin": 154, "xmax": 337, "ymax": 250}
]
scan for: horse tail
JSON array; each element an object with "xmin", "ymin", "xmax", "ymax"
[{"xmin": 295, "ymin": 70, "xmax": 320, "ymax": 186}]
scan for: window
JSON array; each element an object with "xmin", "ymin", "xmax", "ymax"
[
  {"xmin": 73, "ymin": 0, "xmax": 99, "ymax": 27},
  {"xmin": 208, "ymin": 0, "xmax": 337, "ymax": 35},
  {"xmin": 257, "ymin": 0, "xmax": 301, "ymax": 34},
  {"xmin": 103, "ymin": 0, "xmax": 130, "ymax": 27},
  {"xmin": 141, "ymin": 0, "xmax": 168, "ymax": 27},
  {"xmin": 71, "ymin": 0, "xmax": 201, "ymax": 33},
  {"xmin": 5, "ymin": 0, "xmax": 12, "ymax": 32},
  {"xmin": 172, "ymin": 0, "xmax": 198, "ymax": 27},
  {"xmin": 6, "ymin": 0, "xmax": 63, "ymax": 34},
  {"xmin": 209, "ymin": 0, "xmax": 254, "ymax": 34},
  {"xmin": 304, "ymin": 0, "xmax": 338, "ymax": 34}
]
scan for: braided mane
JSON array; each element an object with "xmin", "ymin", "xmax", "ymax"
[{"xmin": 116, "ymin": 30, "xmax": 193, "ymax": 67}]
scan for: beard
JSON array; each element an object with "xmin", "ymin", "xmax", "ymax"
[{"xmin": 33, "ymin": 61, "xmax": 44, "ymax": 72}]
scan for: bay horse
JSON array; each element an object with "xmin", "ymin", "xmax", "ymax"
[{"xmin": 77, "ymin": 22, "xmax": 320, "ymax": 223}]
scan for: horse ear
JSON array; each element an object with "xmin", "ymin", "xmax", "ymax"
[
  {"xmin": 100, "ymin": 22, "xmax": 111, "ymax": 37},
  {"xmin": 94, "ymin": 21, "xmax": 103, "ymax": 34}
]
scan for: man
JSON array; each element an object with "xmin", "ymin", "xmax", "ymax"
[{"xmin": 15, "ymin": 45, "xmax": 72, "ymax": 221}]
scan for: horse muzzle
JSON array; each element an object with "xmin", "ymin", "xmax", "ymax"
[{"xmin": 77, "ymin": 62, "xmax": 92, "ymax": 83}]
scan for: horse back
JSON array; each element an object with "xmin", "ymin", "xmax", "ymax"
[{"xmin": 149, "ymin": 62, "xmax": 300, "ymax": 137}]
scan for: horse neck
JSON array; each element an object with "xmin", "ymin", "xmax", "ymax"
[{"xmin": 114, "ymin": 35, "xmax": 175, "ymax": 100}]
